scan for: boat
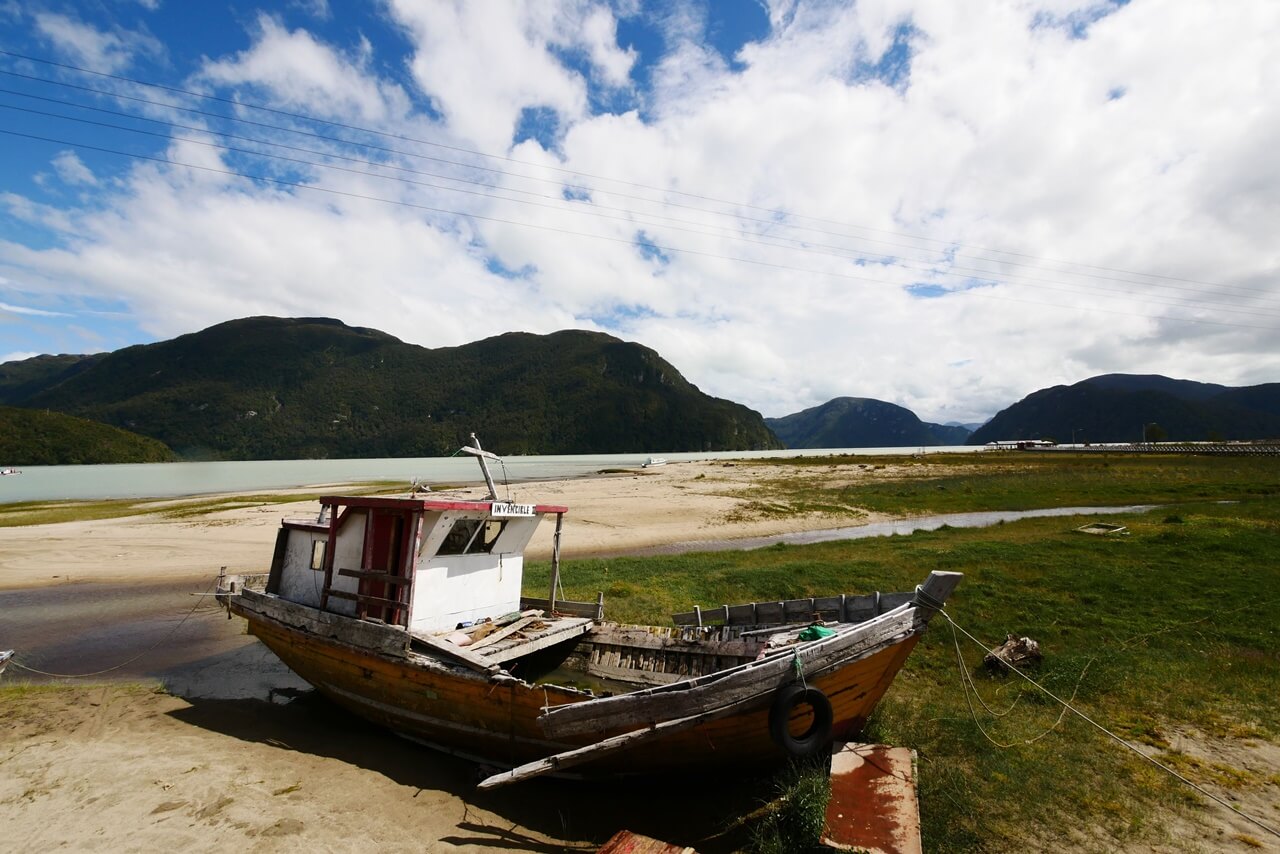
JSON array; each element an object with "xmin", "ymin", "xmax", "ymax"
[
  {"xmin": 0, "ymin": 650, "xmax": 12, "ymax": 680},
  {"xmin": 0, "ymin": 468, "xmax": 20, "ymax": 476},
  {"xmin": 642, "ymin": 457, "xmax": 667, "ymax": 467},
  {"xmin": 219, "ymin": 437, "xmax": 961, "ymax": 787}
]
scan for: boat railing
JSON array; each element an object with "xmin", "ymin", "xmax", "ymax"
[{"xmin": 671, "ymin": 590, "xmax": 913, "ymax": 628}]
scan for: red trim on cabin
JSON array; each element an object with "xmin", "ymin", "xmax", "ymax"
[{"xmin": 319, "ymin": 496, "xmax": 569, "ymax": 515}]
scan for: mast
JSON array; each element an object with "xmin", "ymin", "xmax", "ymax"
[{"xmin": 460, "ymin": 432, "xmax": 500, "ymax": 500}]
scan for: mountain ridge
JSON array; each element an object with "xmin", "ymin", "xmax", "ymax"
[
  {"xmin": 765, "ymin": 397, "xmax": 972, "ymax": 448},
  {"xmin": 0, "ymin": 317, "xmax": 782, "ymax": 460}
]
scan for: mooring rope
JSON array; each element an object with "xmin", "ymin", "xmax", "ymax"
[
  {"xmin": 915, "ymin": 586, "xmax": 1280, "ymax": 841},
  {"xmin": 9, "ymin": 572, "xmax": 220, "ymax": 679}
]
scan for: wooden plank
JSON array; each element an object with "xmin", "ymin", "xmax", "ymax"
[
  {"xmin": 754, "ymin": 602, "xmax": 784, "ymax": 624},
  {"xmin": 234, "ymin": 589, "xmax": 409, "ymax": 658},
  {"xmin": 521, "ymin": 597, "xmax": 601, "ymax": 618},
  {"xmin": 478, "ymin": 692, "xmax": 766, "ymax": 790},
  {"xmin": 337, "ymin": 568, "xmax": 410, "ymax": 586},
  {"xmin": 585, "ymin": 627, "xmax": 758, "ymax": 658},
  {"xmin": 468, "ymin": 616, "xmax": 539, "ymax": 651},
  {"xmin": 482, "ymin": 618, "xmax": 595, "ymax": 664},
  {"xmin": 324, "ymin": 589, "xmax": 404, "ymax": 611},
  {"xmin": 586, "ymin": 661, "xmax": 684, "ymax": 686},
  {"xmin": 410, "ymin": 631, "xmax": 502, "ymax": 675},
  {"xmin": 540, "ymin": 608, "xmax": 916, "ymax": 738},
  {"xmin": 266, "ymin": 526, "xmax": 289, "ymax": 595}
]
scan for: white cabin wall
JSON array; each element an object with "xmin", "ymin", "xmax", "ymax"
[
  {"xmin": 409, "ymin": 553, "xmax": 525, "ymax": 632},
  {"xmin": 278, "ymin": 527, "xmax": 327, "ymax": 606},
  {"xmin": 407, "ymin": 511, "xmax": 545, "ymax": 633}
]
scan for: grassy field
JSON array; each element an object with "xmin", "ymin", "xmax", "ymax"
[{"xmin": 526, "ymin": 453, "xmax": 1280, "ymax": 852}]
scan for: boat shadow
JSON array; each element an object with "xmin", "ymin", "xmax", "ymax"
[{"xmin": 167, "ymin": 680, "xmax": 766, "ymax": 852}]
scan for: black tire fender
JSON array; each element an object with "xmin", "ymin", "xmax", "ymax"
[{"xmin": 768, "ymin": 683, "xmax": 834, "ymax": 757}]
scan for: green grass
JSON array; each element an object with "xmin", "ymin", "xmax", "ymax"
[
  {"xmin": 525, "ymin": 455, "xmax": 1280, "ymax": 852},
  {"xmin": 733, "ymin": 452, "xmax": 1280, "ymax": 516}
]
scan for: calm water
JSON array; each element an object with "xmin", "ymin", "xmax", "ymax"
[{"xmin": 0, "ymin": 446, "xmax": 977, "ymax": 504}]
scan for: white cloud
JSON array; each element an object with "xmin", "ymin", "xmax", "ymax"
[
  {"xmin": 196, "ymin": 14, "xmax": 411, "ymax": 125},
  {"xmin": 33, "ymin": 11, "xmax": 163, "ymax": 72},
  {"xmin": 3, "ymin": 0, "xmax": 1279, "ymax": 425},
  {"xmin": 387, "ymin": 0, "xmax": 634, "ymax": 150},
  {"xmin": 290, "ymin": 0, "xmax": 331, "ymax": 21},
  {"xmin": 1, "ymin": 352, "xmax": 41, "ymax": 364},
  {"xmin": 0, "ymin": 301, "xmax": 70, "ymax": 317},
  {"xmin": 51, "ymin": 151, "xmax": 98, "ymax": 187}
]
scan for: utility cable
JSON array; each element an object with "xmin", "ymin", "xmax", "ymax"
[
  {"xmin": 0, "ymin": 49, "xmax": 1251, "ymax": 294},
  {"xmin": 3, "ymin": 125, "xmax": 1277, "ymax": 334},
  {"xmin": 5, "ymin": 95, "xmax": 1275, "ymax": 317},
  {"xmin": 8, "ymin": 99, "xmax": 1275, "ymax": 318}
]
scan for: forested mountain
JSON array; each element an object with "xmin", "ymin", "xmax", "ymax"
[
  {"xmin": 968, "ymin": 374, "xmax": 1280, "ymax": 444},
  {"xmin": 765, "ymin": 397, "xmax": 972, "ymax": 449},
  {"xmin": 0, "ymin": 406, "xmax": 176, "ymax": 465},
  {"xmin": 0, "ymin": 317, "xmax": 782, "ymax": 460}
]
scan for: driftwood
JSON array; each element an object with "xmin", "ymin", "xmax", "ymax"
[{"xmin": 984, "ymin": 634, "xmax": 1042, "ymax": 673}]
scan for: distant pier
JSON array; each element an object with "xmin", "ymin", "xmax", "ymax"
[{"xmin": 1021, "ymin": 442, "xmax": 1280, "ymax": 456}]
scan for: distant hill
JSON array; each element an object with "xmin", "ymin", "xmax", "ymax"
[
  {"xmin": 765, "ymin": 397, "xmax": 973, "ymax": 448},
  {"xmin": 0, "ymin": 317, "xmax": 782, "ymax": 460},
  {"xmin": 968, "ymin": 374, "xmax": 1280, "ymax": 444},
  {"xmin": 0, "ymin": 406, "xmax": 177, "ymax": 466}
]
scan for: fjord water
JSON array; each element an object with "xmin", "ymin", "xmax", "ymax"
[{"xmin": 0, "ymin": 446, "xmax": 978, "ymax": 504}]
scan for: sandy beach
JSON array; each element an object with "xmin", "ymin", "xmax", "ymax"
[
  {"xmin": 0, "ymin": 458, "xmax": 897, "ymax": 852},
  {"xmin": 0, "ymin": 459, "xmax": 901, "ymax": 591}
]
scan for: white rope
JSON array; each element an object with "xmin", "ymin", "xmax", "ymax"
[
  {"xmin": 935, "ymin": 606, "xmax": 1280, "ymax": 840},
  {"xmin": 10, "ymin": 573, "xmax": 220, "ymax": 679},
  {"xmin": 947, "ymin": 618, "xmax": 1091, "ymax": 747}
]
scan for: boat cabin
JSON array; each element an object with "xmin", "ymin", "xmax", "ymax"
[{"xmin": 265, "ymin": 495, "xmax": 569, "ymax": 634}]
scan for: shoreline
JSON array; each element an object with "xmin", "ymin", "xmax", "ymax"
[{"xmin": 0, "ymin": 460, "xmax": 900, "ymax": 591}]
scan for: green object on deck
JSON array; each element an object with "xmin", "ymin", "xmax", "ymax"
[{"xmin": 797, "ymin": 625, "xmax": 836, "ymax": 642}]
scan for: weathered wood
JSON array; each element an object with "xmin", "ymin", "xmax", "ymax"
[
  {"xmin": 911, "ymin": 571, "xmax": 963, "ymax": 628},
  {"xmin": 540, "ymin": 607, "xmax": 917, "ymax": 738},
  {"xmin": 482, "ymin": 618, "xmax": 595, "ymax": 664},
  {"xmin": 266, "ymin": 526, "xmax": 289, "ymax": 595},
  {"xmin": 410, "ymin": 631, "xmax": 502, "ymax": 675},
  {"xmin": 233, "ymin": 589, "xmax": 409, "ymax": 658},
  {"xmin": 468, "ymin": 616, "xmax": 539, "ymax": 651},
  {"xmin": 520, "ymin": 597, "xmax": 601, "ymax": 618},
  {"xmin": 336, "ymin": 568, "xmax": 409, "ymax": 586},
  {"xmin": 585, "ymin": 627, "xmax": 759, "ymax": 659},
  {"xmin": 324, "ymin": 589, "xmax": 404, "ymax": 611},
  {"xmin": 479, "ymin": 693, "xmax": 766, "ymax": 790}
]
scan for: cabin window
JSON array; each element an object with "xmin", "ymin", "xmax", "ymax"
[
  {"xmin": 437, "ymin": 519, "xmax": 507, "ymax": 555},
  {"xmin": 310, "ymin": 539, "xmax": 326, "ymax": 570}
]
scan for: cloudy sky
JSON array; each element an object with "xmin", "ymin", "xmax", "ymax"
[{"xmin": 0, "ymin": 0, "xmax": 1277, "ymax": 424}]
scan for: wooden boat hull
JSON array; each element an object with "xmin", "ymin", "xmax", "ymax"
[{"xmin": 232, "ymin": 589, "xmax": 932, "ymax": 775}]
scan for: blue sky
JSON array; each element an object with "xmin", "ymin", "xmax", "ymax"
[{"xmin": 1, "ymin": 0, "xmax": 1277, "ymax": 422}]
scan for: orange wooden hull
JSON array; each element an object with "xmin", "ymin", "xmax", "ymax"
[{"xmin": 245, "ymin": 610, "xmax": 921, "ymax": 775}]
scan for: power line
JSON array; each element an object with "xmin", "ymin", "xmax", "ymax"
[
  {"xmin": 3, "ymin": 126, "xmax": 1275, "ymax": 335},
  {"xmin": 5, "ymin": 96, "xmax": 1276, "ymax": 321},
  {"xmin": 0, "ymin": 48, "xmax": 1253, "ymax": 295}
]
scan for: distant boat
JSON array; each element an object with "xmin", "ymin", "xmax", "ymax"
[
  {"xmin": 642, "ymin": 457, "xmax": 667, "ymax": 467},
  {"xmin": 0, "ymin": 468, "xmax": 20, "ymax": 476},
  {"xmin": 217, "ymin": 435, "xmax": 961, "ymax": 787}
]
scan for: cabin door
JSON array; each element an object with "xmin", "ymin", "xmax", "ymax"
[{"xmin": 362, "ymin": 509, "xmax": 413, "ymax": 625}]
